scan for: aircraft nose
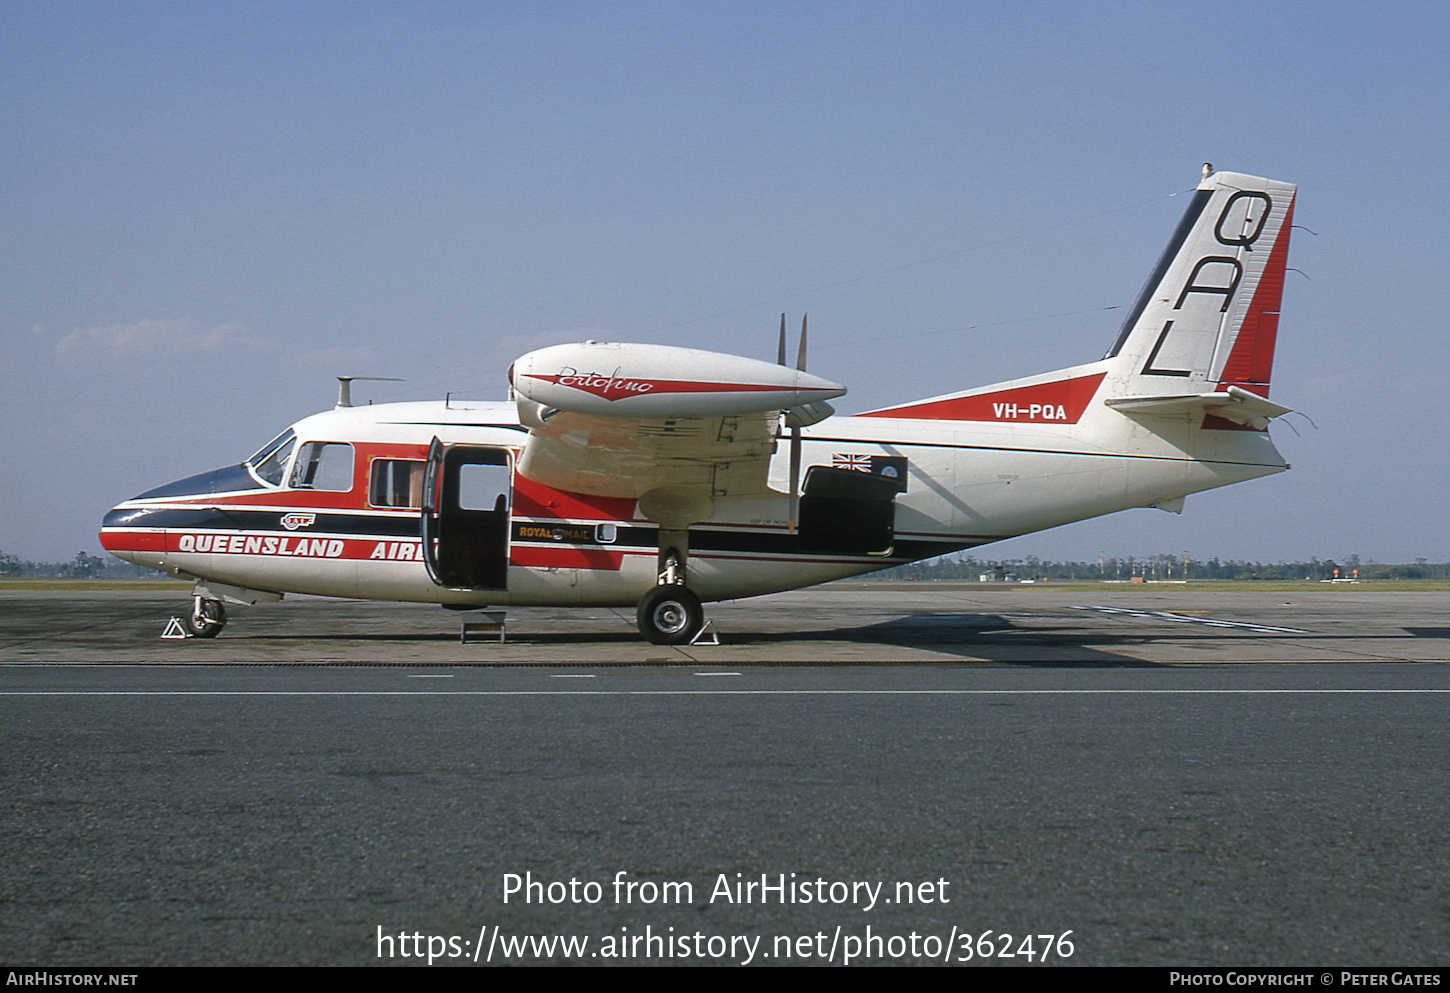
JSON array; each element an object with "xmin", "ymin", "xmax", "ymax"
[
  {"xmin": 98, "ymin": 503, "xmax": 167, "ymax": 564},
  {"xmin": 129, "ymin": 462, "xmax": 256, "ymax": 500},
  {"xmin": 98, "ymin": 462, "xmax": 256, "ymax": 567}
]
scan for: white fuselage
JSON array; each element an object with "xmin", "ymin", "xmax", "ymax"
[{"xmin": 101, "ymin": 386, "xmax": 1285, "ymax": 608}]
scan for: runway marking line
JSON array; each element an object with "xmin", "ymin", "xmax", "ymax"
[{"xmin": 1071, "ymin": 605, "xmax": 1310, "ymax": 634}]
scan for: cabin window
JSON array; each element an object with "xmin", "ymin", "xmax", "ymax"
[
  {"xmin": 289, "ymin": 442, "xmax": 354, "ymax": 491},
  {"xmin": 370, "ymin": 459, "xmax": 425, "ymax": 508},
  {"xmin": 248, "ymin": 430, "xmax": 296, "ymax": 487}
]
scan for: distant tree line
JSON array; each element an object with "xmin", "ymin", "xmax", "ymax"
[
  {"xmin": 871, "ymin": 553, "xmax": 1450, "ymax": 582},
  {"xmin": 0, "ymin": 550, "xmax": 165, "ymax": 579}
]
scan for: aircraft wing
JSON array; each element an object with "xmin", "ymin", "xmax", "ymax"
[
  {"xmin": 514, "ymin": 405, "xmax": 780, "ymax": 499},
  {"xmin": 509, "ymin": 341, "xmax": 845, "ymax": 502},
  {"xmin": 1105, "ymin": 385, "xmax": 1293, "ymax": 430}
]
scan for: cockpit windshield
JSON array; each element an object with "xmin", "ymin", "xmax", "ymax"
[{"xmin": 246, "ymin": 429, "xmax": 297, "ymax": 487}]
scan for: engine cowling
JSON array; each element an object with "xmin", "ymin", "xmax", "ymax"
[{"xmin": 511, "ymin": 341, "xmax": 845, "ymax": 418}]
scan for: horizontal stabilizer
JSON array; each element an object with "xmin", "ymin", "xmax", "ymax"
[{"xmin": 1105, "ymin": 385, "xmax": 1293, "ymax": 430}]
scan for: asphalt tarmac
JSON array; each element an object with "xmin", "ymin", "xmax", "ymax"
[
  {"xmin": 2, "ymin": 584, "xmax": 1448, "ymax": 967},
  {"xmin": 4, "ymin": 582, "xmax": 1449, "ymax": 665}
]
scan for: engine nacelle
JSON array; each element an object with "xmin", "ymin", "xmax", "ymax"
[{"xmin": 511, "ymin": 341, "xmax": 845, "ymax": 418}]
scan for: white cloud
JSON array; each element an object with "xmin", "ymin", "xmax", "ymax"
[{"xmin": 54, "ymin": 319, "xmax": 258, "ymax": 358}]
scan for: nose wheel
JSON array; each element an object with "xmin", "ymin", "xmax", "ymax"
[
  {"xmin": 183, "ymin": 597, "xmax": 227, "ymax": 638},
  {"xmin": 636, "ymin": 584, "xmax": 704, "ymax": 645}
]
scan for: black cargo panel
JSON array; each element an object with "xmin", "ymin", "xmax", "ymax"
[{"xmin": 798, "ymin": 466, "xmax": 896, "ymax": 555}]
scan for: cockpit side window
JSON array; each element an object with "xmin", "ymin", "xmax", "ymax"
[
  {"xmin": 248, "ymin": 430, "xmax": 297, "ymax": 487},
  {"xmin": 289, "ymin": 441, "xmax": 355, "ymax": 491}
]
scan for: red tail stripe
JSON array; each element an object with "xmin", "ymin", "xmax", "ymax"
[{"xmin": 1217, "ymin": 196, "xmax": 1294, "ymax": 397}]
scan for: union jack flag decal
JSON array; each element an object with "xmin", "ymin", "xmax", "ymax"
[{"xmin": 832, "ymin": 453, "xmax": 908, "ymax": 492}]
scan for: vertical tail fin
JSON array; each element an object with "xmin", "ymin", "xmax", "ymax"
[
  {"xmin": 1104, "ymin": 169, "xmax": 1297, "ymax": 398},
  {"xmin": 857, "ymin": 167, "xmax": 1297, "ymax": 426}
]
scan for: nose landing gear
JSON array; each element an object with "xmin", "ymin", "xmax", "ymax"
[{"xmin": 183, "ymin": 597, "xmax": 227, "ymax": 638}]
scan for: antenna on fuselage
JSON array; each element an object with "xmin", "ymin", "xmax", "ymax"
[{"xmin": 336, "ymin": 376, "xmax": 404, "ymax": 408}]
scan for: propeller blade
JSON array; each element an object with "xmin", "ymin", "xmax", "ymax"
[
  {"xmin": 788, "ymin": 313, "xmax": 809, "ymax": 530},
  {"xmin": 789, "ymin": 424, "xmax": 801, "ymax": 534},
  {"xmin": 777, "ymin": 314, "xmax": 787, "ymax": 367}
]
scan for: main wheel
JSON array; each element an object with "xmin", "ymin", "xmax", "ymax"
[
  {"xmin": 636, "ymin": 585, "xmax": 704, "ymax": 645},
  {"xmin": 183, "ymin": 598, "xmax": 227, "ymax": 638}
]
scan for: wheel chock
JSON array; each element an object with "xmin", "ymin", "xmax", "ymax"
[
  {"xmin": 161, "ymin": 617, "xmax": 192, "ymax": 639},
  {"xmin": 690, "ymin": 620, "xmax": 720, "ymax": 646}
]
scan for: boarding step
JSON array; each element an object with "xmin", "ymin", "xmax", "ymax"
[{"xmin": 460, "ymin": 611, "xmax": 507, "ymax": 644}]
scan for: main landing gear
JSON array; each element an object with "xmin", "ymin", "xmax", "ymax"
[
  {"xmin": 636, "ymin": 544, "xmax": 706, "ymax": 645},
  {"xmin": 183, "ymin": 596, "xmax": 227, "ymax": 638},
  {"xmin": 637, "ymin": 584, "xmax": 704, "ymax": 645}
]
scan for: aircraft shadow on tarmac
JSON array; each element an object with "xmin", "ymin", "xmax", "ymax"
[
  {"xmin": 719, "ymin": 612, "xmax": 1171, "ymax": 667},
  {"xmin": 254, "ymin": 611, "xmax": 1174, "ymax": 666}
]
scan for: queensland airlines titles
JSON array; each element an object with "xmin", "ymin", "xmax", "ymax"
[{"xmin": 173, "ymin": 533, "xmax": 423, "ymax": 561}]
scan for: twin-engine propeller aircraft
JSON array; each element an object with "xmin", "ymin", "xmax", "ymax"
[{"xmin": 102, "ymin": 167, "xmax": 1300, "ymax": 644}]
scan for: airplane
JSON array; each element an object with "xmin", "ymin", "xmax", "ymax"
[{"xmin": 100, "ymin": 167, "xmax": 1300, "ymax": 645}]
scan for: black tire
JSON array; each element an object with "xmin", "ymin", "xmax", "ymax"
[
  {"xmin": 636, "ymin": 585, "xmax": 704, "ymax": 645},
  {"xmin": 183, "ymin": 599, "xmax": 227, "ymax": 638}
]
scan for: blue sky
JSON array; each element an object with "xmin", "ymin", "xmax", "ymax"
[{"xmin": 3, "ymin": 1, "xmax": 1447, "ymax": 564}]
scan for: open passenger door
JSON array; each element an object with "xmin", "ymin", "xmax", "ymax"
[{"xmin": 421, "ymin": 438, "xmax": 512, "ymax": 591}]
